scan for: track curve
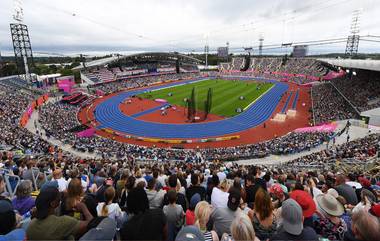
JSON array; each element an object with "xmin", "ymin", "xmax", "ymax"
[{"xmin": 94, "ymin": 79, "xmax": 288, "ymax": 138}]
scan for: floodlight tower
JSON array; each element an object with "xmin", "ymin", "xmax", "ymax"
[
  {"xmin": 259, "ymin": 35, "xmax": 264, "ymax": 56},
  {"xmin": 10, "ymin": 0, "xmax": 34, "ymax": 82},
  {"xmin": 226, "ymin": 41, "xmax": 230, "ymax": 62},
  {"xmin": 204, "ymin": 34, "xmax": 209, "ymax": 69},
  {"xmin": 345, "ymin": 9, "xmax": 361, "ymax": 57},
  {"xmin": 204, "ymin": 45, "xmax": 209, "ymax": 69}
]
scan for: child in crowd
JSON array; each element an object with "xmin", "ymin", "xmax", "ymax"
[{"xmin": 163, "ymin": 190, "xmax": 185, "ymax": 240}]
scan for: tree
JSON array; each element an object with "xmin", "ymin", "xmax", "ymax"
[{"xmin": 0, "ymin": 63, "xmax": 18, "ymax": 77}]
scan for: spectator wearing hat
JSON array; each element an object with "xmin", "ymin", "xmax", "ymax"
[
  {"xmin": 250, "ymin": 188, "xmax": 277, "ymax": 241},
  {"xmin": 79, "ymin": 217, "xmax": 117, "ymax": 241},
  {"xmin": 269, "ymin": 183, "xmax": 287, "ymax": 209},
  {"xmin": 271, "ymin": 199, "xmax": 318, "ymax": 241},
  {"xmin": 369, "ymin": 203, "xmax": 380, "ymax": 218},
  {"xmin": 335, "ymin": 174, "xmax": 358, "ymax": 206},
  {"xmin": 210, "ymin": 188, "xmax": 242, "ymax": 238},
  {"xmin": 175, "ymin": 225, "xmax": 206, "ymax": 241},
  {"xmin": 12, "ymin": 180, "xmax": 35, "ymax": 216},
  {"xmin": 313, "ymin": 193, "xmax": 348, "ymax": 240},
  {"xmin": 26, "ymin": 186, "xmax": 93, "ymax": 240},
  {"xmin": 186, "ymin": 193, "xmax": 201, "ymax": 225},
  {"xmin": 0, "ymin": 199, "xmax": 26, "ymax": 241},
  {"xmin": 289, "ymin": 190, "xmax": 316, "ymax": 228},
  {"xmin": 120, "ymin": 187, "xmax": 167, "ymax": 241},
  {"xmin": 186, "ymin": 173, "xmax": 206, "ymax": 202},
  {"xmin": 194, "ymin": 201, "xmax": 218, "ymax": 241}
]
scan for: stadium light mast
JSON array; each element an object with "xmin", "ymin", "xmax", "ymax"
[
  {"xmin": 226, "ymin": 42, "xmax": 230, "ymax": 62},
  {"xmin": 259, "ymin": 35, "xmax": 264, "ymax": 57},
  {"xmin": 10, "ymin": 0, "xmax": 34, "ymax": 82},
  {"xmin": 243, "ymin": 47, "xmax": 252, "ymax": 56},
  {"xmin": 204, "ymin": 33, "xmax": 209, "ymax": 70},
  {"xmin": 345, "ymin": 9, "xmax": 361, "ymax": 57}
]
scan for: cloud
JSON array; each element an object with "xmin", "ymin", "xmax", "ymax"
[{"xmin": 0, "ymin": 0, "xmax": 379, "ymax": 55}]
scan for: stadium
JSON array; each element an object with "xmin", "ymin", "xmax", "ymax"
[{"xmin": 1, "ymin": 1, "xmax": 380, "ymax": 241}]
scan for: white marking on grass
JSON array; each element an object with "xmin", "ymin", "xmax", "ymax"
[
  {"xmin": 243, "ymin": 84, "xmax": 275, "ymax": 111},
  {"xmin": 147, "ymin": 78, "xmax": 210, "ymax": 93}
]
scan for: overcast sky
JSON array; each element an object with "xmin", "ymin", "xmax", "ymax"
[{"xmin": 0, "ymin": 0, "xmax": 379, "ymax": 55}]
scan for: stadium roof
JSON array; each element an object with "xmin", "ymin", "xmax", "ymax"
[
  {"xmin": 318, "ymin": 58, "xmax": 380, "ymax": 72},
  {"xmin": 73, "ymin": 52, "xmax": 202, "ymax": 70},
  {"xmin": 361, "ymin": 107, "xmax": 380, "ymax": 118}
]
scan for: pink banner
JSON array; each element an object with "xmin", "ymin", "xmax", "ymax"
[
  {"xmin": 96, "ymin": 89, "xmax": 105, "ymax": 96},
  {"xmin": 27, "ymin": 106, "xmax": 33, "ymax": 116},
  {"xmin": 58, "ymin": 79, "xmax": 75, "ymax": 93},
  {"xmin": 76, "ymin": 128, "xmax": 96, "ymax": 138},
  {"xmin": 323, "ymin": 70, "xmax": 345, "ymax": 80},
  {"xmin": 295, "ymin": 123, "xmax": 338, "ymax": 133}
]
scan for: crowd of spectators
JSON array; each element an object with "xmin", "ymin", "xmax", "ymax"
[
  {"xmin": 0, "ymin": 84, "xmax": 51, "ymax": 155},
  {"xmin": 331, "ymin": 70, "xmax": 380, "ymax": 112},
  {"xmin": 38, "ymin": 98, "xmax": 331, "ymax": 161},
  {"xmin": 89, "ymin": 73, "xmax": 204, "ymax": 94},
  {"xmin": 312, "ymin": 83, "xmax": 358, "ymax": 125},
  {"xmin": 220, "ymin": 57, "xmax": 328, "ymax": 85},
  {"xmin": 0, "ymin": 132, "xmax": 379, "ymax": 240},
  {"xmin": 285, "ymin": 133, "xmax": 380, "ymax": 169},
  {"xmin": 1, "ymin": 72, "xmax": 380, "ymax": 241}
]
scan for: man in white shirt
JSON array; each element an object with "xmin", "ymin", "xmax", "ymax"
[
  {"xmin": 217, "ymin": 167, "xmax": 226, "ymax": 182},
  {"xmin": 52, "ymin": 169, "xmax": 67, "ymax": 192},
  {"xmin": 210, "ymin": 175, "xmax": 229, "ymax": 208}
]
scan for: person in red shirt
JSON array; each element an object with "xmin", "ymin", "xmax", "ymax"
[{"xmin": 186, "ymin": 193, "xmax": 200, "ymax": 225}]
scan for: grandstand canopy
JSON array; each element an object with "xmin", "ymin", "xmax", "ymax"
[
  {"xmin": 73, "ymin": 52, "xmax": 202, "ymax": 70},
  {"xmin": 318, "ymin": 58, "xmax": 380, "ymax": 72}
]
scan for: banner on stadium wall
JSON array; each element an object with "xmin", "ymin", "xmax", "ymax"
[
  {"xmin": 27, "ymin": 106, "xmax": 33, "ymax": 116},
  {"xmin": 96, "ymin": 90, "xmax": 105, "ymax": 96},
  {"xmin": 103, "ymin": 128, "xmax": 114, "ymax": 134},
  {"xmin": 97, "ymin": 124, "xmax": 241, "ymax": 143},
  {"xmin": 323, "ymin": 70, "xmax": 345, "ymax": 80},
  {"xmin": 76, "ymin": 127, "xmax": 96, "ymax": 138},
  {"xmin": 57, "ymin": 76, "xmax": 75, "ymax": 93},
  {"xmin": 294, "ymin": 123, "xmax": 338, "ymax": 133},
  {"xmin": 19, "ymin": 94, "xmax": 49, "ymax": 127}
]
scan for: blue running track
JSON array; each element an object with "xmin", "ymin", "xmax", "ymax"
[
  {"xmin": 291, "ymin": 89, "xmax": 299, "ymax": 110},
  {"xmin": 281, "ymin": 92, "xmax": 293, "ymax": 113},
  {"xmin": 94, "ymin": 78, "xmax": 288, "ymax": 138},
  {"xmin": 130, "ymin": 104, "xmax": 168, "ymax": 118}
]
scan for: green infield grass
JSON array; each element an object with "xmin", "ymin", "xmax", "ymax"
[{"xmin": 137, "ymin": 79, "xmax": 274, "ymax": 117}]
